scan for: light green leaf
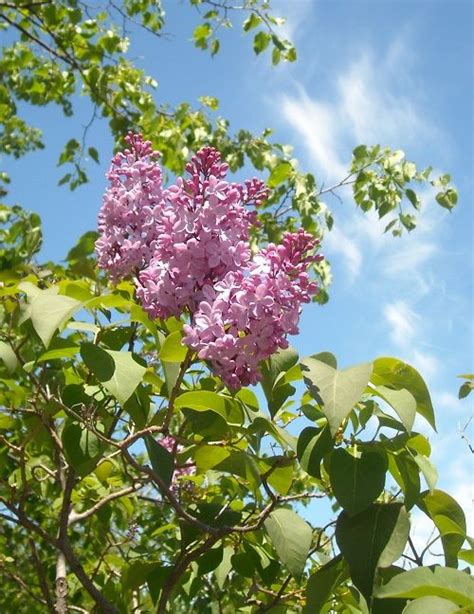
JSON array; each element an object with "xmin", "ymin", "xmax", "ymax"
[
  {"xmin": 264, "ymin": 508, "xmax": 312, "ymax": 577},
  {"xmin": 30, "ymin": 293, "xmax": 82, "ymax": 347},
  {"xmin": 159, "ymin": 330, "xmax": 187, "ymax": 362},
  {"xmin": 215, "ymin": 546, "xmax": 233, "ymax": 589},
  {"xmin": 80, "ymin": 343, "xmax": 146, "ymax": 405},
  {"xmin": 413, "ymin": 453, "xmax": 438, "ymax": 493},
  {"xmin": 418, "ymin": 490, "xmax": 466, "ymax": 567},
  {"xmin": 301, "ymin": 357, "xmax": 373, "ymax": 436},
  {"xmin": 377, "ymin": 566, "xmax": 474, "ymax": 607},
  {"xmin": 372, "ymin": 358, "xmax": 436, "ymax": 430},
  {"xmin": 0, "ymin": 341, "xmax": 18, "ymax": 372},
  {"xmin": 253, "ymin": 31, "xmax": 271, "ymax": 54},
  {"xmin": 403, "ymin": 596, "xmax": 460, "ymax": 613},
  {"xmin": 195, "ymin": 445, "xmax": 231, "ymax": 472},
  {"xmin": 268, "ymin": 162, "xmax": 293, "ymax": 187},
  {"xmin": 174, "ymin": 391, "xmax": 244, "ymax": 425},
  {"xmin": 373, "ymin": 385, "xmax": 417, "ymax": 432},
  {"xmin": 243, "ymin": 13, "xmax": 261, "ymax": 31}
]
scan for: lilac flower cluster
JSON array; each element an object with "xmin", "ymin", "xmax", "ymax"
[
  {"xmin": 96, "ymin": 133, "xmax": 321, "ymax": 388},
  {"xmin": 96, "ymin": 133, "xmax": 163, "ymax": 280}
]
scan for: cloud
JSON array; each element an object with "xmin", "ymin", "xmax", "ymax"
[
  {"xmin": 273, "ymin": 0, "xmax": 315, "ymax": 43},
  {"xmin": 280, "ymin": 92, "xmax": 347, "ymax": 180},
  {"xmin": 323, "ymin": 224, "xmax": 362, "ymax": 277},
  {"xmin": 384, "ymin": 300, "xmax": 420, "ymax": 347},
  {"xmin": 279, "ymin": 37, "xmax": 440, "ymax": 184},
  {"xmin": 411, "ymin": 350, "xmax": 439, "ymax": 380}
]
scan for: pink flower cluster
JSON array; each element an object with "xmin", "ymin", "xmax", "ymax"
[
  {"xmin": 96, "ymin": 133, "xmax": 322, "ymax": 388},
  {"xmin": 96, "ymin": 134, "xmax": 163, "ymax": 280},
  {"xmin": 182, "ymin": 231, "xmax": 320, "ymax": 388}
]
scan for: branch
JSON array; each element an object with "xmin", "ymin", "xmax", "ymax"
[
  {"xmin": 157, "ymin": 534, "xmax": 221, "ymax": 613},
  {"xmin": 29, "ymin": 537, "xmax": 55, "ymax": 612},
  {"xmin": 162, "ymin": 350, "xmax": 193, "ymax": 432},
  {"xmin": 68, "ymin": 483, "xmax": 144, "ymax": 525},
  {"xmin": 0, "ymin": 1, "xmax": 50, "ymax": 8}
]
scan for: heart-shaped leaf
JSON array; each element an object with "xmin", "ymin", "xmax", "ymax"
[
  {"xmin": 264, "ymin": 508, "xmax": 312, "ymax": 577},
  {"xmin": 329, "ymin": 448, "xmax": 388, "ymax": 515},
  {"xmin": 336, "ymin": 503, "xmax": 409, "ymax": 602},
  {"xmin": 301, "ymin": 357, "xmax": 373, "ymax": 436}
]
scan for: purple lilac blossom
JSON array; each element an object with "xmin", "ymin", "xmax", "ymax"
[
  {"xmin": 96, "ymin": 134, "xmax": 321, "ymax": 389},
  {"xmin": 182, "ymin": 230, "xmax": 322, "ymax": 388},
  {"xmin": 95, "ymin": 133, "xmax": 164, "ymax": 280}
]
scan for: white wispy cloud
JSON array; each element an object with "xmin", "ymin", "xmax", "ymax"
[
  {"xmin": 384, "ymin": 300, "xmax": 420, "ymax": 347},
  {"xmin": 273, "ymin": 0, "xmax": 315, "ymax": 43},
  {"xmin": 323, "ymin": 224, "xmax": 362, "ymax": 277},
  {"xmin": 279, "ymin": 37, "xmax": 439, "ymax": 184}
]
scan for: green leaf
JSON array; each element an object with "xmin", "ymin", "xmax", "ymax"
[
  {"xmin": 301, "ymin": 356, "xmax": 373, "ymax": 436},
  {"xmin": 336, "ymin": 503, "xmax": 410, "ymax": 602},
  {"xmin": 87, "ymin": 146, "xmax": 99, "ymax": 163},
  {"xmin": 159, "ymin": 330, "xmax": 187, "ymax": 362},
  {"xmin": 261, "ymin": 346, "xmax": 299, "ymax": 389},
  {"xmin": 458, "ymin": 549, "xmax": 474, "ymax": 565},
  {"xmin": 268, "ymin": 162, "xmax": 293, "ymax": 187},
  {"xmin": 37, "ymin": 342, "xmax": 80, "ymax": 362},
  {"xmin": 145, "ymin": 435, "xmax": 174, "ymax": 488},
  {"xmin": 458, "ymin": 382, "xmax": 472, "ymax": 399},
  {"xmin": 403, "ymin": 596, "xmax": 460, "ymax": 613},
  {"xmin": 376, "ymin": 566, "xmax": 474, "ymax": 607},
  {"xmin": 195, "ymin": 445, "xmax": 231, "ymax": 472},
  {"xmin": 243, "ymin": 13, "xmax": 261, "ymax": 31},
  {"xmin": 373, "ymin": 385, "xmax": 417, "ymax": 432},
  {"xmin": 412, "ymin": 453, "xmax": 438, "ymax": 493},
  {"xmin": 417, "ymin": 490, "xmax": 466, "ymax": 567},
  {"xmin": 329, "ymin": 449, "xmax": 388, "ymax": 516},
  {"xmin": 260, "ymin": 457, "xmax": 294, "ymax": 495},
  {"xmin": 372, "ymin": 358, "xmax": 436, "ymax": 430},
  {"xmin": 0, "ymin": 341, "xmax": 18, "ymax": 372},
  {"xmin": 253, "ymin": 31, "xmax": 271, "ymax": 54},
  {"xmin": 62, "ymin": 420, "xmax": 105, "ymax": 477},
  {"xmin": 80, "ymin": 344, "xmax": 146, "ymax": 405},
  {"xmin": 30, "ymin": 293, "xmax": 82, "ymax": 347},
  {"xmin": 198, "ymin": 95, "xmax": 219, "ymax": 111},
  {"xmin": 215, "ymin": 546, "xmax": 233, "ymax": 589},
  {"xmin": 388, "ymin": 452, "xmax": 420, "ymax": 510},
  {"xmin": 264, "ymin": 508, "xmax": 312, "ymax": 577},
  {"xmin": 304, "ymin": 556, "xmax": 348, "ymax": 613},
  {"xmin": 297, "ymin": 425, "xmax": 333, "ymax": 479},
  {"xmin": 405, "ymin": 188, "xmax": 421, "ymax": 209},
  {"xmin": 436, "ymin": 187, "xmax": 458, "ymax": 210},
  {"xmin": 261, "ymin": 346, "xmax": 299, "ymax": 417},
  {"xmin": 174, "ymin": 391, "xmax": 244, "ymax": 425}
]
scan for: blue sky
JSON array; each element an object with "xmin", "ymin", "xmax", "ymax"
[{"xmin": 2, "ymin": 0, "xmax": 473, "ymax": 547}]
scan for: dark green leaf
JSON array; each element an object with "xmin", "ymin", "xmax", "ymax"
[
  {"xmin": 329, "ymin": 448, "xmax": 388, "ymax": 516},
  {"xmin": 336, "ymin": 503, "xmax": 410, "ymax": 602},
  {"xmin": 297, "ymin": 425, "xmax": 333, "ymax": 479},
  {"xmin": 145, "ymin": 435, "xmax": 174, "ymax": 489}
]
